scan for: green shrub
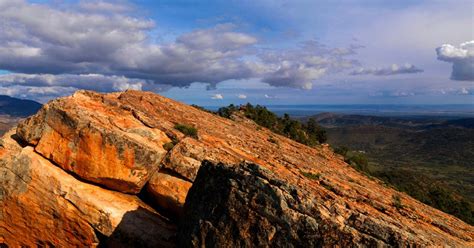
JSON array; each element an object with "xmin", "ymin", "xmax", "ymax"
[
  {"xmin": 343, "ymin": 151, "xmax": 369, "ymax": 173},
  {"xmin": 267, "ymin": 136, "xmax": 278, "ymax": 144},
  {"xmin": 334, "ymin": 146, "xmax": 349, "ymax": 157},
  {"xmin": 392, "ymin": 194, "xmax": 403, "ymax": 209},
  {"xmin": 374, "ymin": 169, "xmax": 473, "ymax": 225},
  {"xmin": 174, "ymin": 124, "xmax": 198, "ymax": 139},
  {"xmin": 217, "ymin": 103, "xmax": 327, "ymax": 147},
  {"xmin": 301, "ymin": 171, "xmax": 321, "ymax": 180},
  {"xmin": 163, "ymin": 142, "xmax": 175, "ymax": 151},
  {"xmin": 191, "ymin": 104, "xmax": 213, "ymax": 113}
]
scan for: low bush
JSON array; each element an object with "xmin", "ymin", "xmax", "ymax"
[
  {"xmin": 174, "ymin": 124, "xmax": 198, "ymax": 139},
  {"xmin": 217, "ymin": 103, "xmax": 327, "ymax": 146}
]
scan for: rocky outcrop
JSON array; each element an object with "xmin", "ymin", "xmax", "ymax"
[
  {"xmin": 180, "ymin": 161, "xmax": 473, "ymax": 247},
  {"xmin": 2, "ymin": 90, "xmax": 473, "ymax": 246},
  {"xmin": 179, "ymin": 161, "xmax": 322, "ymax": 247},
  {"xmin": 0, "ymin": 129, "xmax": 175, "ymax": 247},
  {"xmin": 17, "ymin": 91, "xmax": 171, "ymax": 193}
]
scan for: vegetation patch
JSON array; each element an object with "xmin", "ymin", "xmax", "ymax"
[
  {"xmin": 217, "ymin": 103, "xmax": 327, "ymax": 146},
  {"xmin": 162, "ymin": 142, "xmax": 175, "ymax": 151},
  {"xmin": 267, "ymin": 136, "xmax": 278, "ymax": 144},
  {"xmin": 392, "ymin": 194, "xmax": 403, "ymax": 209},
  {"xmin": 174, "ymin": 124, "xmax": 198, "ymax": 139},
  {"xmin": 321, "ymin": 180, "xmax": 337, "ymax": 194},
  {"xmin": 301, "ymin": 171, "xmax": 321, "ymax": 180},
  {"xmin": 334, "ymin": 146, "xmax": 370, "ymax": 173},
  {"xmin": 377, "ymin": 169, "xmax": 474, "ymax": 225},
  {"xmin": 191, "ymin": 104, "xmax": 213, "ymax": 114}
]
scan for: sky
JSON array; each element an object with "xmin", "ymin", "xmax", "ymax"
[{"xmin": 0, "ymin": 0, "xmax": 472, "ymax": 105}]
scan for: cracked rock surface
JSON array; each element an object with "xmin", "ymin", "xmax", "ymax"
[
  {"xmin": 0, "ymin": 129, "xmax": 175, "ymax": 247},
  {"xmin": 1, "ymin": 90, "xmax": 473, "ymax": 247}
]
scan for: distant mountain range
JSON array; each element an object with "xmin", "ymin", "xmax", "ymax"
[
  {"xmin": 306, "ymin": 112, "xmax": 474, "ymax": 129},
  {"xmin": 0, "ymin": 95, "xmax": 42, "ymax": 117},
  {"xmin": 0, "ymin": 95, "xmax": 42, "ymax": 135}
]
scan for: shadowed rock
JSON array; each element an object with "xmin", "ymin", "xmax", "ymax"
[{"xmin": 180, "ymin": 161, "xmax": 474, "ymax": 247}]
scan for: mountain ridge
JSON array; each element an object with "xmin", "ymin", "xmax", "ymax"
[
  {"xmin": 1, "ymin": 90, "xmax": 472, "ymax": 247},
  {"xmin": 0, "ymin": 95, "xmax": 42, "ymax": 117}
]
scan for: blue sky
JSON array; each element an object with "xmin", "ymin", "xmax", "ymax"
[{"xmin": 0, "ymin": 0, "xmax": 472, "ymax": 105}]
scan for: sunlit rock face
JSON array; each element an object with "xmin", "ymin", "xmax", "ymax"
[
  {"xmin": 0, "ymin": 130, "xmax": 175, "ymax": 247},
  {"xmin": 17, "ymin": 91, "xmax": 171, "ymax": 194},
  {"xmin": 1, "ymin": 90, "xmax": 473, "ymax": 247}
]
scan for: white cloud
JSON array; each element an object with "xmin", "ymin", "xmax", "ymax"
[
  {"xmin": 459, "ymin": 87, "xmax": 469, "ymax": 95},
  {"xmin": 259, "ymin": 40, "xmax": 361, "ymax": 89},
  {"xmin": 0, "ymin": 1, "xmax": 258, "ymax": 87},
  {"xmin": 0, "ymin": 73, "xmax": 161, "ymax": 92},
  {"xmin": 350, "ymin": 63, "xmax": 423, "ymax": 76},
  {"xmin": 211, "ymin": 93, "xmax": 223, "ymax": 99},
  {"xmin": 0, "ymin": 85, "xmax": 76, "ymax": 103},
  {"xmin": 0, "ymin": 1, "xmax": 363, "ymax": 94},
  {"xmin": 237, "ymin": 94, "xmax": 247, "ymax": 99},
  {"xmin": 177, "ymin": 24, "xmax": 257, "ymax": 51},
  {"xmin": 436, "ymin": 41, "xmax": 474, "ymax": 81}
]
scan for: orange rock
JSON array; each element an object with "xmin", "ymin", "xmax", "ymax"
[
  {"xmin": 146, "ymin": 170, "xmax": 192, "ymax": 218},
  {"xmin": 6, "ymin": 90, "xmax": 474, "ymax": 246},
  {"xmin": 0, "ymin": 131, "xmax": 175, "ymax": 247},
  {"xmin": 17, "ymin": 91, "xmax": 171, "ymax": 193}
]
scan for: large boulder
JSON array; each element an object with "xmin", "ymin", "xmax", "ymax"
[
  {"xmin": 0, "ymin": 130, "xmax": 176, "ymax": 247},
  {"xmin": 180, "ymin": 161, "xmax": 474, "ymax": 247},
  {"xmin": 16, "ymin": 91, "xmax": 171, "ymax": 193}
]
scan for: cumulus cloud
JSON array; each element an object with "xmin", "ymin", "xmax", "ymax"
[
  {"xmin": 259, "ymin": 40, "xmax": 360, "ymax": 89},
  {"xmin": 237, "ymin": 94, "xmax": 247, "ymax": 99},
  {"xmin": 350, "ymin": 63, "xmax": 423, "ymax": 76},
  {"xmin": 0, "ymin": 0, "xmax": 364, "ymax": 98},
  {"xmin": 0, "ymin": 1, "xmax": 258, "ymax": 86},
  {"xmin": 436, "ymin": 41, "xmax": 474, "ymax": 81},
  {"xmin": 0, "ymin": 85, "xmax": 77, "ymax": 103},
  {"xmin": 0, "ymin": 73, "xmax": 171, "ymax": 102},
  {"xmin": 211, "ymin": 94, "xmax": 224, "ymax": 99},
  {"xmin": 0, "ymin": 73, "xmax": 156, "ymax": 91}
]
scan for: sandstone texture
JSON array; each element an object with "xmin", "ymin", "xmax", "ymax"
[
  {"xmin": 1, "ymin": 90, "xmax": 473, "ymax": 247},
  {"xmin": 0, "ymin": 129, "xmax": 175, "ymax": 247},
  {"xmin": 146, "ymin": 169, "xmax": 192, "ymax": 218},
  {"xmin": 17, "ymin": 91, "xmax": 170, "ymax": 193}
]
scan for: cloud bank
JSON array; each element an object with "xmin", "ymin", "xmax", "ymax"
[
  {"xmin": 436, "ymin": 41, "xmax": 474, "ymax": 81},
  {"xmin": 0, "ymin": 0, "xmax": 365, "ymax": 100},
  {"xmin": 0, "ymin": 0, "xmax": 436, "ymax": 104},
  {"xmin": 350, "ymin": 64, "xmax": 423, "ymax": 76}
]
